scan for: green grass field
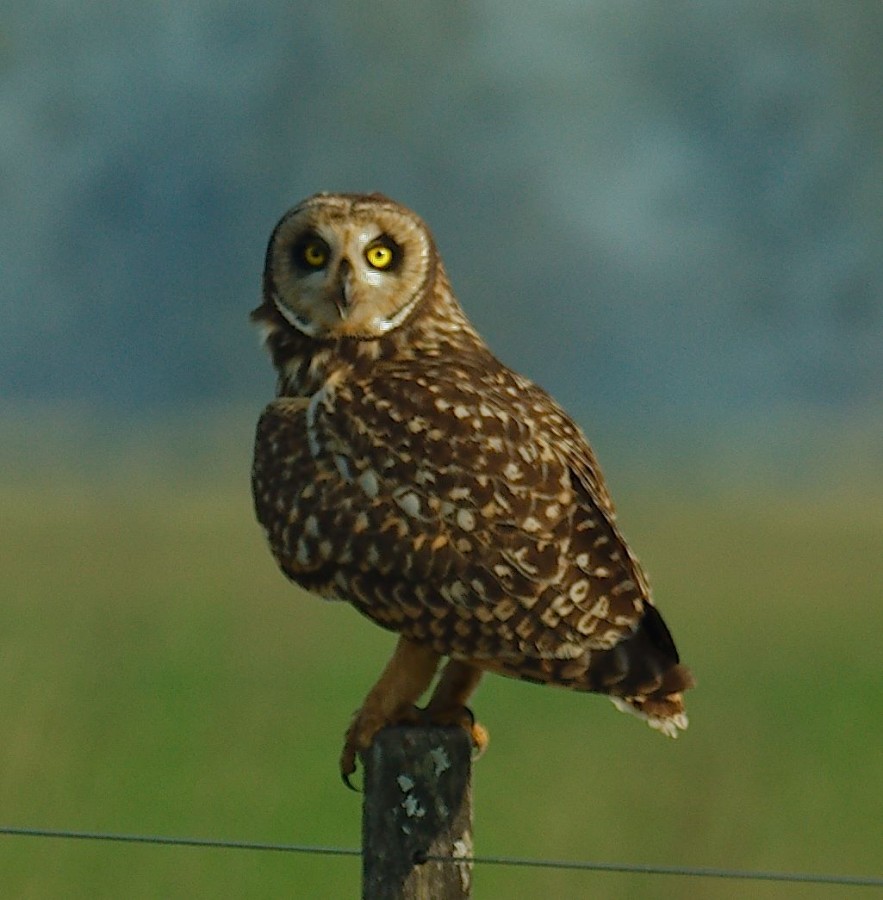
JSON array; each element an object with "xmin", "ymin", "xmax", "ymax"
[{"xmin": 1, "ymin": 422, "xmax": 881, "ymax": 898}]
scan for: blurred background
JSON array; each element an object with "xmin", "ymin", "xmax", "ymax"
[{"xmin": 1, "ymin": 1, "xmax": 881, "ymax": 897}]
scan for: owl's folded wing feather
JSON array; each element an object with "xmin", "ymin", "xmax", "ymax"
[{"xmin": 252, "ymin": 365, "xmax": 661, "ymax": 669}]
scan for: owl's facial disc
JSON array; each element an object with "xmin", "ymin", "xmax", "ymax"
[{"xmin": 266, "ymin": 197, "xmax": 433, "ymax": 340}]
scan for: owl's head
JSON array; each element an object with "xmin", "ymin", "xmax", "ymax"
[{"xmin": 260, "ymin": 193, "xmax": 438, "ymax": 341}]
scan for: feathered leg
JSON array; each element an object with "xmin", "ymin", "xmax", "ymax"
[
  {"xmin": 340, "ymin": 636, "xmax": 440, "ymax": 787},
  {"xmin": 425, "ymin": 659, "xmax": 489, "ymax": 757}
]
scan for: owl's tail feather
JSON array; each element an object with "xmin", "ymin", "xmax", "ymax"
[
  {"xmin": 590, "ymin": 604, "xmax": 695, "ymax": 737},
  {"xmin": 607, "ymin": 671, "xmax": 692, "ymax": 737},
  {"xmin": 471, "ymin": 603, "xmax": 694, "ymax": 735}
]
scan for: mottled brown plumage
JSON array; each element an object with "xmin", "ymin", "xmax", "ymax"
[{"xmin": 251, "ymin": 192, "xmax": 693, "ymax": 782}]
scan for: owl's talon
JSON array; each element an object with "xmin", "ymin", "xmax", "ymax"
[
  {"xmin": 339, "ymin": 701, "xmax": 424, "ymax": 789},
  {"xmin": 341, "ymin": 766, "xmax": 361, "ymax": 792},
  {"xmin": 340, "ymin": 743, "xmax": 361, "ymax": 791},
  {"xmin": 470, "ymin": 721, "xmax": 490, "ymax": 760},
  {"xmin": 423, "ymin": 704, "xmax": 490, "ymax": 759}
]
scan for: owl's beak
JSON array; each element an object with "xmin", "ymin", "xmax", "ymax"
[{"xmin": 330, "ymin": 258, "xmax": 354, "ymax": 319}]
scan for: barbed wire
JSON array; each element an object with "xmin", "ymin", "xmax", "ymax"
[{"xmin": 2, "ymin": 826, "xmax": 881, "ymax": 888}]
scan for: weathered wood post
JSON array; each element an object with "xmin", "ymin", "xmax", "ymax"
[{"xmin": 361, "ymin": 726, "xmax": 473, "ymax": 899}]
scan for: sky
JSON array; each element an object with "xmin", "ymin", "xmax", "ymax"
[{"xmin": 1, "ymin": 1, "xmax": 881, "ymax": 470}]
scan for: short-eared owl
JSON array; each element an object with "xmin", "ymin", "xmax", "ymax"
[{"xmin": 251, "ymin": 192, "xmax": 693, "ymax": 783}]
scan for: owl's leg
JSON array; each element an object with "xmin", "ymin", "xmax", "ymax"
[
  {"xmin": 424, "ymin": 659, "xmax": 489, "ymax": 758},
  {"xmin": 340, "ymin": 635, "xmax": 440, "ymax": 788}
]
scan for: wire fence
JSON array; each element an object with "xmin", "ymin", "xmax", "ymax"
[{"xmin": 2, "ymin": 826, "xmax": 881, "ymax": 889}]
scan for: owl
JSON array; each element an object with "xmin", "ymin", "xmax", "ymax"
[{"xmin": 251, "ymin": 192, "xmax": 693, "ymax": 785}]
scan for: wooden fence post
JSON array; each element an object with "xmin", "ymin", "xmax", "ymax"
[{"xmin": 361, "ymin": 725, "xmax": 473, "ymax": 899}]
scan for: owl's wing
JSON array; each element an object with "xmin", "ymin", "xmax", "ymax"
[{"xmin": 252, "ymin": 371, "xmax": 654, "ymax": 665}]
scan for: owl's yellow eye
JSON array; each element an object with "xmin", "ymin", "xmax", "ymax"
[
  {"xmin": 365, "ymin": 240, "xmax": 398, "ymax": 271},
  {"xmin": 365, "ymin": 245, "xmax": 392, "ymax": 269},
  {"xmin": 301, "ymin": 240, "xmax": 328, "ymax": 268}
]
